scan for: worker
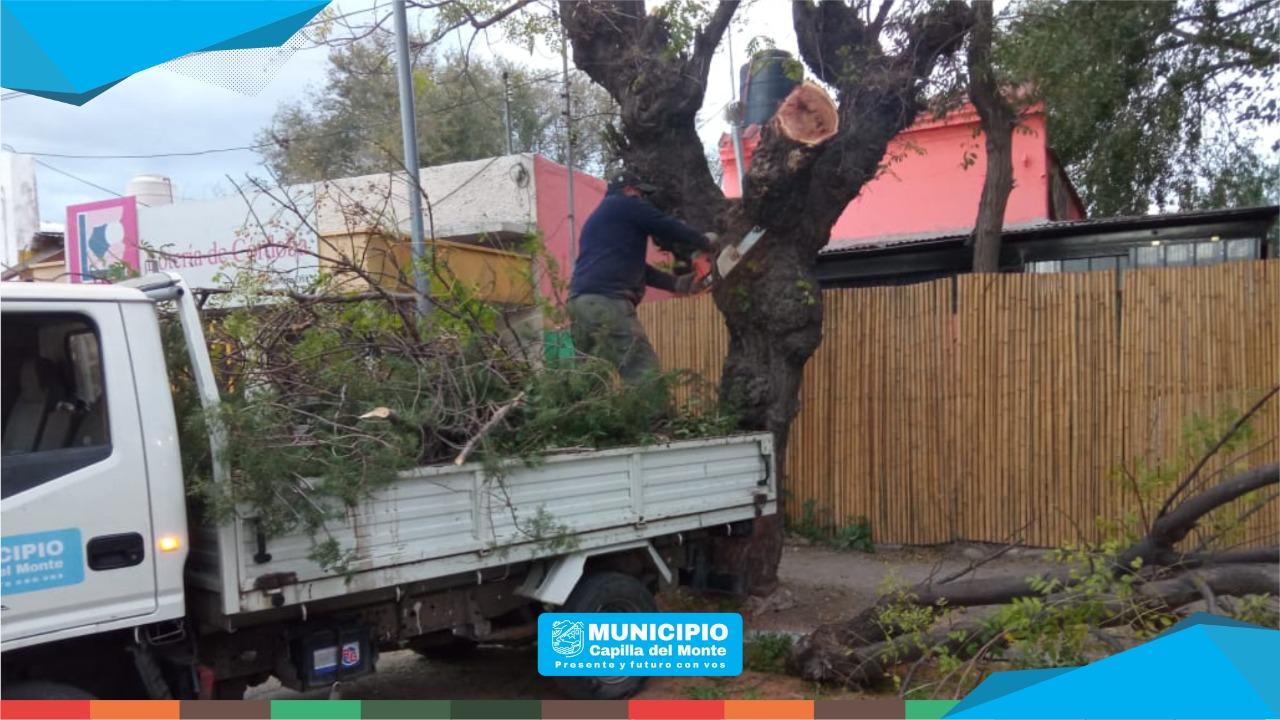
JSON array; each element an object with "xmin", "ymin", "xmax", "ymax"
[{"xmin": 568, "ymin": 169, "xmax": 717, "ymax": 382}]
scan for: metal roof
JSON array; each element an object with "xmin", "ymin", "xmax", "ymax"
[{"xmin": 821, "ymin": 205, "xmax": 1280, "ymax": 257}]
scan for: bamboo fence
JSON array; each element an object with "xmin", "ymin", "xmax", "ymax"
[{"xmin": 637, "ymin": 261, "xmax": 1280, "ymax": 548}]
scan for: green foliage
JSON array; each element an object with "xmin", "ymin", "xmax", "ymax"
[
  {"xmin": 686, "ymin": 683, "xmax": 728, "ymax": 700},
  {"xmin": 1229, "ymin": 594, "xmax": 1279, "ymax": 628},
  {"xmin": 744, "ymin": 632, "xmax": 794, "ymax": 674},
  {"xmin": 166, "ymin": 260, "xmax": 735, "ymax": 574},
  {"xmin": 869, "ymin": 404, "xmax": 1270, "ymax": 697},
  {"xmin": 999, "ymin": 0, "xmax": 1278, "ymax": 215},
  {"xmin": 1101, "ymin": 403, "xmax": 1258, "ymax": 547},
  {"xmin": 258, "ymin": 38, "xmax": 616, "ymax": 183},
  {"xmin": 486, "ymin": 361, "xmax": 736, "ymax": 461},
  {"xmin": 652, "ymin": 0, "xmax": 715, "ymax": 58},
  {"xmin": 792, "ymin": 499, "xmax": 875, "ymax": 553},
  {"xmin": 1172, "ymin": 144, "xmax": 1280, "ymax": 212}
]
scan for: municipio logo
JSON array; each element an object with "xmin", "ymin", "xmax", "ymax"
[{"xmin": 551, "ymin": 620, "xmax": 586, "ymax": 658}]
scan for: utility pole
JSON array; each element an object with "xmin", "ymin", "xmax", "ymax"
[
  {"xmin": 560, "ymin": 24, "xmax": 577, "ymax": 262},
  {"xmin": 502, "ymin": 71, "xmax": 514, "ymax": 155},
  {"xmin": 727, "ymin": 29, "xmax": 746, "ymax": 195},
  {"xmin": 392, "ymin": 0, "xmax": 430, "ymax": 316}
]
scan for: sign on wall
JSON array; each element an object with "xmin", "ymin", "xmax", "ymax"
[
  {"xmin": 136, "ymin": 189, "xmax": 319, "ymax": 295},
  {"xmin": 65, "ymin": 196, "xmax": 139, "ymax": 283}
]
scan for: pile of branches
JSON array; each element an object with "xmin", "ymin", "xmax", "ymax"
[
  {"xmin": 167, "ymin": 277, "xmax": 733, "ymax": 568},
  {"xmin": 789, "ymin": 387, "xmax": 1280, "ymax": 696}
]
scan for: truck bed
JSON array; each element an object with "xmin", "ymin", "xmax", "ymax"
[{"xmin": 189, "ymin": 433, "xmax": 775, "ymax": 619}]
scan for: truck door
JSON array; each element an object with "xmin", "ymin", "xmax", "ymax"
[{"xmin": 1, "ymin": 302, "xmax": 158, "ymax": 644}]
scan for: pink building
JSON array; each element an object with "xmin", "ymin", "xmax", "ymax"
[{"xmin": 718, "ymin": 104, "xmax": 1085, "ymax": 253}]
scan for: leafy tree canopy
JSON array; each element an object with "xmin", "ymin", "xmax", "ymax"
[
  {"xmin": 257, "ymin": 32, "xmax": 616, "ymax": 184},
  {"xmin": 999, "ymin": 0, "xmax": 1278, "ymax": 216}
]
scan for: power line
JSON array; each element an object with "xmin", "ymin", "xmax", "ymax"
[
  {"xmin": 32, "ymin": 158, "xmax": 130, "ymax": 201},
  {"xmin": 6, "ymin": 72, "xmax": 564, "ymax": 161},
  {"xmin": 21, "ymin": 143, "xmax": 273, "ymax": 160}
]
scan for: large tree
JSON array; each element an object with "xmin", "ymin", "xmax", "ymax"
[
  {"xmin": 999, "ymin": 0, "xmax": 1279, "ymax": 216},
  {"xmin": 966, "ymin": 0, "xmax": 1278, "ymax": 272},
  {"xmin": 258, "ymin": 35, "xmax": 616, "ymax": 183},
  {"xmin": 558, "ymin": 0, "xmax": 972, "ymax": 592}
]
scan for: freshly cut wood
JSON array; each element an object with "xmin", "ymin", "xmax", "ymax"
[{"xmin": 774, "ymin": 81, "xmax": 839, "ymax": 146}]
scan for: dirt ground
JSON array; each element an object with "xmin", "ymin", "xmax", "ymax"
[{"xmin": 253, "ymin": 541, "xmax": 1055, "ymax": 701}]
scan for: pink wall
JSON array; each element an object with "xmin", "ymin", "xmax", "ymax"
[
  {"xmin": 533, "ymin": 155, "xmax": 677, "ymax": 305},
  {"xmin": 719, "ymin": 106, "xmax": 1082, "ymax": 250},
  {"xmin": 534, "ymin": 156, "xmax": 606, "ymax": 307}
]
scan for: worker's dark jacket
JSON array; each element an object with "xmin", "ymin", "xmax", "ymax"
[{"xmin": 569, "ymin": 188, "xmax": 711, "ymax": 305}]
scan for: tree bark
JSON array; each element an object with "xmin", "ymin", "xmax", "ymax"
[
  {"xmin": 708, "ymin": 1, "xmax": 972, "ymax": 593},
  {"xmin": 559, "ymin": 0, "xmax": 733, "ymax": 230},
  {"xmin": 561, "ymin": 0, "xmax": 972, "ymax": 595},
  {"xmin": 967, "ymin": 0, "xmax": 1017, "ymax": 273}
]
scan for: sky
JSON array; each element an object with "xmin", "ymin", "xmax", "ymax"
[{"xmin": 1, "ymin": 0, "xmax": 797, "ymax": 226}]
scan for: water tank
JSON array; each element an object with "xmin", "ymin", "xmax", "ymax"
[
  {"xmin": 738, "ymin": 50, "xmax": 799, "ymax": 127},
  {"xmin": 126, "ymin": 174, "xmax": 174, "ymax": 207}
]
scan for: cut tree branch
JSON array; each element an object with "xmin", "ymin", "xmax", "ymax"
[
  {"xmin": 1123, "ymin": 462, "xmax": 1280, "ymax": 568},
  {"xmin": 1157, "ymin": 385, "xmax": 1279, "ymax": 518}
]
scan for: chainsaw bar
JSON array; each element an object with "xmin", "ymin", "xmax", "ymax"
[{"xmin": 716, "ymin": 227, "xmax": 766, "ymax": 280}]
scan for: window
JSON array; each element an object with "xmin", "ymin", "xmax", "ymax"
[
  {"xmin": 1, "ymin": 313, "xmax": 112, "ymax": 497},
  {"xmin": 1026, "ymin": 256, "xmax": 1125, "ymax": 274},
  {"xmin": 1226, "ymin": 238, "xmax": 1260, "ymax": 260},
  {"xmin": 1165, "ymin": 243, "xmax": 1193, "ymax": 267},
  {"xmin": 1033, "ymin": 238, "xmax": 1264, "ymax": 274},
  {"xmin": 1133, "ymin": 238, "xmax": 1261, "ymax": 269}
]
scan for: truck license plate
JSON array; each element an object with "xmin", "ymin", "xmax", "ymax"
[{"xmin": 312, "ymin": 646, "xmax": 338, "ymax": 674}]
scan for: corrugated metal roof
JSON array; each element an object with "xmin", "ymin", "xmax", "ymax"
[{"xmin": 820, "ymin": 206, "xmax": 1279, "ymax": 256}]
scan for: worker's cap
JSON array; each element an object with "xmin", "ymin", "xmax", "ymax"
[{"xmin": 608, "ymin": 169, "xmax": 658, "ymax": 194}]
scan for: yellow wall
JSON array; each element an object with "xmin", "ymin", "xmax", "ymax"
[{"xmin": 317, "ymin": 231, "xmax": 535, "ymax": 306}]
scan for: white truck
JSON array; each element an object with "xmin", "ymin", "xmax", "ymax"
[{"xmin": 0, "ymin": 274, "xmax": 776, "ymax": 701}]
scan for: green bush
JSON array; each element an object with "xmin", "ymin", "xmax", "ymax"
[{"xmin": 744, "ymin": 632, "xmax": 794, "ymax": 673}]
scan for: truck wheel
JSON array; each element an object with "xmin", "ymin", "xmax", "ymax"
[
  {"xmin": 4, "ymin": 681, "xmax": 96, "ymax": 700},
  {"xmin": 553, "ymin": 572, "xmax": 656, "ymax": 701},
  {"xmin": 409, "ymin": 631, "xmax": 478, "ymax": 660}
]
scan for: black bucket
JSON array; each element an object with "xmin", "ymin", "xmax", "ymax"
[{"xmin": 738, "ymin": 49, "xmax": 799, "ymax": 127}]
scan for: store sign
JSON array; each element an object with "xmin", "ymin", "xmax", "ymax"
[{"xmin": 65, "ymin": 197, "xmax": 138, "ymax": 283}]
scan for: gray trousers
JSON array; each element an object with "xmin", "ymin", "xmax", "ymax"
[{"xmin": 567, "ymin": 294, "xmax": 660, "ymax": 383}]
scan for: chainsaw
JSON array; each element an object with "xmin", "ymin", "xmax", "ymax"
[{"xmin": 679, "ymin": 227, "xmax": 767, "ymax": 294}]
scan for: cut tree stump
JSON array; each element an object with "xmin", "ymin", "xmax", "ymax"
[{"xmin": 775, "ymin": 81, "xmax": 839, "ymax": 146}]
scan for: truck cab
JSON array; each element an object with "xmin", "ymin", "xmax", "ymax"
[{"xmin": 2, "ymin": 282, "xmax": 189, "ymax": 697}]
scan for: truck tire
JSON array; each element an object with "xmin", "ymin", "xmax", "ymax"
[
  {"xmin": 409, "ymin": 631, "xmax": 478, "ymax": 660},
  {"xmin": 4, "ymin": 681, "xmax": 96, "ymax": 700},
  {"xmin": 552, "ymin": 572, "xmax": 656, "ymax": 701}
]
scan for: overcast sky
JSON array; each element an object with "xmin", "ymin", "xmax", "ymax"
[{"xmin": 1, "ymin": 0, "xmax": 796, "ymax": 225}]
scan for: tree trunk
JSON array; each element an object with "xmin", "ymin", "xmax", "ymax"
[
  {"xmin": 560, "ymin": 0, "xmax": 973, "ymax": 596},
  {"xmin": 713, "ymin": 236, "xmax": 826, "ymax": 593},
  {"xmin": 710, "ymin": 84, "xmax": 842, "ymax": 592},
  {"xmin": 967, "ymin": 0, "xmax": 1017, "ymax": 273}
]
